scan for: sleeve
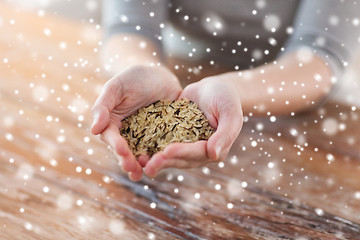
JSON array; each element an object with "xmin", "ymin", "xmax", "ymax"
[
  {"xmin": 102, "ymin": 0, "xmax": 168, "ymax": 49},
  {"xmin": 283, "ymin": 0, "xmax": 360, "ymax": 81}
]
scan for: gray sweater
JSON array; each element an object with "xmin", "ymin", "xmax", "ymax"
[{"xmin": 102, "ymin": 0, "xmax": 360, "ymax": 77}]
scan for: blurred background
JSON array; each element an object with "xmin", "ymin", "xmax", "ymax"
[{"xmin": 2, "ymin": 0, "xmax": 360, "ymax": 106}]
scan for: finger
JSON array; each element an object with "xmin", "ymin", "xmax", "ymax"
[
  {"xmin": 91, "ymin": 81, "xmax": 121, "ymax": 135},
  {"xmin": 144, "ymin": 141, "xmax": 208, "ymax": 178},
  {"xmin": 179, "ymin": 82, "xmax": 200, "ymax": 103},
  {"xmin": 163, "ymin": 141, "xmax": 207, "ymax": 160},
  {"xmin": 207, "ymin": 106, "xmax": 243, "ymax": 161},
  {"xmin": 138, "ymin": 155, "xmax": 150, "ymax": 167},
  {"xmin": 101, "ymin": 123, "xmax": 141, "ymax": 173},
  {"xmin": 91, "ymin": 105, "xmax": 111, "ymax": 135},
  {"xmin": 144, "ymin": 153, "xmax": 188, "ymax": 178},
  {"xmin": 101, "ymin": 122, "xmax": 129, "ymax": 156},
  {"xmin": 112, "ymin": 150, "xmax": 143, "ymax": 181},
  {"xmin": 128, "ymin": 170, "xmax": 143, "ymax": 182}
]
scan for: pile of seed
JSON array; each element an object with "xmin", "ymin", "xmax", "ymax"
[{"xmin": 120, "ymin": 99, "xmax": 215, "ymax": 157}]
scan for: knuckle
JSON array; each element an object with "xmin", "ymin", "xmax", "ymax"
[{"xmin": 226, "ymin": 131, "xmax": 238, "ymax": 146}]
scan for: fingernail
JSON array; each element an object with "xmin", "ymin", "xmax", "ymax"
[
  {"xmin": 215, "ymin": 145, "xmax": 222, "ymax": 160},
  {"xmin": 90, "ymin": 115, "xmax": 99, "ymax": 130},
  {"xmin": 128, "ymin": 172, "xmax": 136, "ymax": 181},
  {"xmin": 129, "ymin": 171, "xmax": 142, "ymax": 182},
  {"xmin": 116, "ymin": 154, "xmax": 124, "ymax": 166}
]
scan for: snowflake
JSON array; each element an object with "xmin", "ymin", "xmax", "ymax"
[
  {"xmin": 202, "ymin": 12, "xmax": 226, "ymax": 35},
  {"xmin": 42, "ymin": 186, "xmax": 49, "ymax": 193},
  {"xmin": 329, "ymin": 15, "xmax": 339, "ymax": 26},
  {"xmin": 177, "ymin": 175, "xmax": 184, "ymax": 182},
  {"xmin": 263, "ymin": 14, "xmax": 281, "ymax": 32},
  {"xmin": 32, "ymin": 85, "xmax": 49, "ymax": 102},
  {"xmin": 24, "ymin": 222, "xmax": 33, "ymax": 231},
  {"xmin": 147, "ymin": 233, "xmax": 156, "ymax": 240},
  {"xmin": 76, "ymin": 199, "xmax": 84, "ymax": 206},
  {"xmin": 108, "ymin": 219, "xmax": 125, "ymax": 235},
  {"xmin": 16, "ymin": 164, "xmax": 34, "ymax": 180},
  {"xmin": 57, "ymin": 194, "xmax": 74, "ymax": 210},
  {"xmin": 227, "ymin": 203, "xmax": 234, "ymax": 209},
  {"xmin": 194, "ymin": 193, "xmax": 201, "ymax": 199},
  {"xmin": 321, "ymin": 118, "xmax": 338, "ymax": 136},
  {"xmin": 102, "ymin": 175, "xmax": 111, "ymax": 183},
  {"xmin": 295, "ymin": 47, "xmax": 314, "ymax": 63},
  {"xmin": 85, "ymin": 0, "xmax": 98, "ymax": 11},
  {"xmin": 256, "ymin": 0, "xmax": 267, "ymax": 9},
  {"xmin": 315, "ymin": 208, "xmax": 324, "ymax": 216},
  {"xmin": 5, "ymin": 133, "xmax": 14, "ymax": 141},
  {"xmin": 43, "ymin": 28, "xmax": 51, "ymax": 36},
  {"xmin": 267, "ymin": 162, "xmax": 275, "ymax": 168}
]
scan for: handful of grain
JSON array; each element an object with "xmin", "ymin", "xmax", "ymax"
[{"xmin": 120, "ymin": 99, "xmax": 215, "ymax": 157}]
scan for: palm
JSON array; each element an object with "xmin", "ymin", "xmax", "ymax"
[
  {"xmin": 91, "ymin": 65, "xmax": 182, "ymax": 181},
  {"xmin": 144, "ymin": 77, "xmax": 243, "ymax": 178}
]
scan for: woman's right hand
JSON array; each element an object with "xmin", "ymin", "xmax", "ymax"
[{"xmin": 90, "ymin": 65, "xmax": 182, "ymax": 181}]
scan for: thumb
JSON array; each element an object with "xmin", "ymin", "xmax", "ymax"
[
  {"xmin": 90, "ymin": 82, "xmax": 118, "ymax": 135},
  {"xmin": 91, "ymin": 105, "xmax": 111, "ymax": 135},
  {"xmin": 207, "ymin": 106, "xmax": 243, "ymax": 161}
]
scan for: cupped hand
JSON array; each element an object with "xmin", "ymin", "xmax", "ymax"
[
  {"xmin": 144, "ymin": 76, "xmax": 243, "ymax": 178},
  {"xmin": 90, "ymin": 65, "xmax": 182, "ymax": 181}
]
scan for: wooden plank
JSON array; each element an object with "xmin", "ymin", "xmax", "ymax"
[
  {"xmin": 0, "ymin": 161, "xmax": 183, "ymax": 240},
  {"xmin": 253, "ymin": 102, "xmax": 360, "ymax": 160}
]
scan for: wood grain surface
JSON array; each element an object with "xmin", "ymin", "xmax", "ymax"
[{"xmin": 0, "ymin": 3, "xmax": 359, "ymax": 239}]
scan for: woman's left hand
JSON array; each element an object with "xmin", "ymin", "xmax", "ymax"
[{"xmin": 144, "ymin": 76, "xmax": 243, "ymax": 178}]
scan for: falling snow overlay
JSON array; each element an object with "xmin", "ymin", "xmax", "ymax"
[{"xmin": 0, "ymin": 0, "xmax": 360, "ymax": 239}]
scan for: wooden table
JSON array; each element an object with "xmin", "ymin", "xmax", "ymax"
[{"xmin": 1, "ymin": 3, "xmax": 360, "ymax": 239}]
